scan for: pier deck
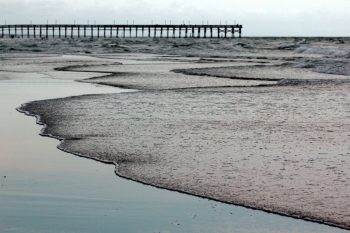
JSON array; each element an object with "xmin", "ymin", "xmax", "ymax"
[{"xmin": 0, "ymin": 24, "xmax": 243, "ymax": 39}]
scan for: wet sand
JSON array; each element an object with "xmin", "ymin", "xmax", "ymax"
[
  {"xmin": 10, "ymin": 50, "xmax": 350, "ymax": 230},
  {"xmin": 22, "ymin": 83, "xmax": 350, "ymax": 229},
  {"xmin": 2, "ymin": 55, "xmax": 348, "ymax": 233},
  {"xmin": 1, "ymin": 36, "xmax": 350, "ymax": 231}
]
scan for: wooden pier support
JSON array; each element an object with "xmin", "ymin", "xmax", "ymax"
[{"xmin": 0, "ymin": 24, "xmax": 243, "ymax": 39}]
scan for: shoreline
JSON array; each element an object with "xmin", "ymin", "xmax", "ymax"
[
  {"xmin": 16, "ymin": 57, "xmax": 350, "ymax": 230},
  {"xmin": 18, "ymin": 104, "xmax": 349, "ymax": 230},
  {"xmin": 19, "ymin": 97, "xmax": 350, "ymax": 231},
  {"xmin": 1, "ymin": 49, "xmax": 349, "ymax": 232},
  {"xmin": 2, "ymin": 75, "xmax": 296, "ymax": 233}
]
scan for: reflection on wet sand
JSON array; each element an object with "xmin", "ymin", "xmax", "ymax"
[
  {"xmin": 14, "ymin": 47, "xmax": 350, "ymax": 230},
  {"xmin": 1, "ymin": 36, "xmax": 350, "ymax": 231}
]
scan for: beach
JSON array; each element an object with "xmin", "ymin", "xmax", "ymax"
[{"xmin": 0, "ymin": 37, "xmax": 350, "ymax": 231}]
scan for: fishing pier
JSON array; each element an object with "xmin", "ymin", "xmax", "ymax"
[{"xmin": 0, "ymin": 24, "xmax": 243, "ymax": 39}]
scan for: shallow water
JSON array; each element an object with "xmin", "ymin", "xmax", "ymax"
[
  {"xmin": 0, "ymin": 76, "xmax": 348, "ymax": 233},
  {"xmin": 14, "ymin": 47, "xmax": 350, "ymax": 228},
  {"xmin": 26, "ymin": 82, "xmax": 350, "ymax": 228}
]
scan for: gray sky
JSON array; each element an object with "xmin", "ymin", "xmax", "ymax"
[{"xmin": 1, "ymin": 0, "xmax": 349, "ymax": 36}]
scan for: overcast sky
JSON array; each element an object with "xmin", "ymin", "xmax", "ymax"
[{"xmin": 0, "ymin": 0, "xmax": 349, "ymax": 36}]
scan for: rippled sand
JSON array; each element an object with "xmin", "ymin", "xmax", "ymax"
[{"xmin": 6, "ymin": 37, "xmax": 350, "ymax": 229}]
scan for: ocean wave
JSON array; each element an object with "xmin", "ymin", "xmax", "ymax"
[
  {"xmin": 0, "ymin": 38, "xmax": 349, "ymax": 60},
  {"xmin": 278, "ymin": 78, "xmax": 350, "ymax": 86},
  {"xmin": 295, "ymin": 46, "xmax": 350, "ymax": 58},
  {"xmin": 294, "ymin": 59, "xmax": 350, "ymax": 76}
]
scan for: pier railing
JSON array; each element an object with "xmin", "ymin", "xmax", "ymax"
[{"xmin": 0, "ymin": 24, "xmax": 242, "ymax": 39}]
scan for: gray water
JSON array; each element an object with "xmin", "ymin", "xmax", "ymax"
[{"xmin": 0, "ymin": 77, "xmax": 347, "ymax": 233}]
